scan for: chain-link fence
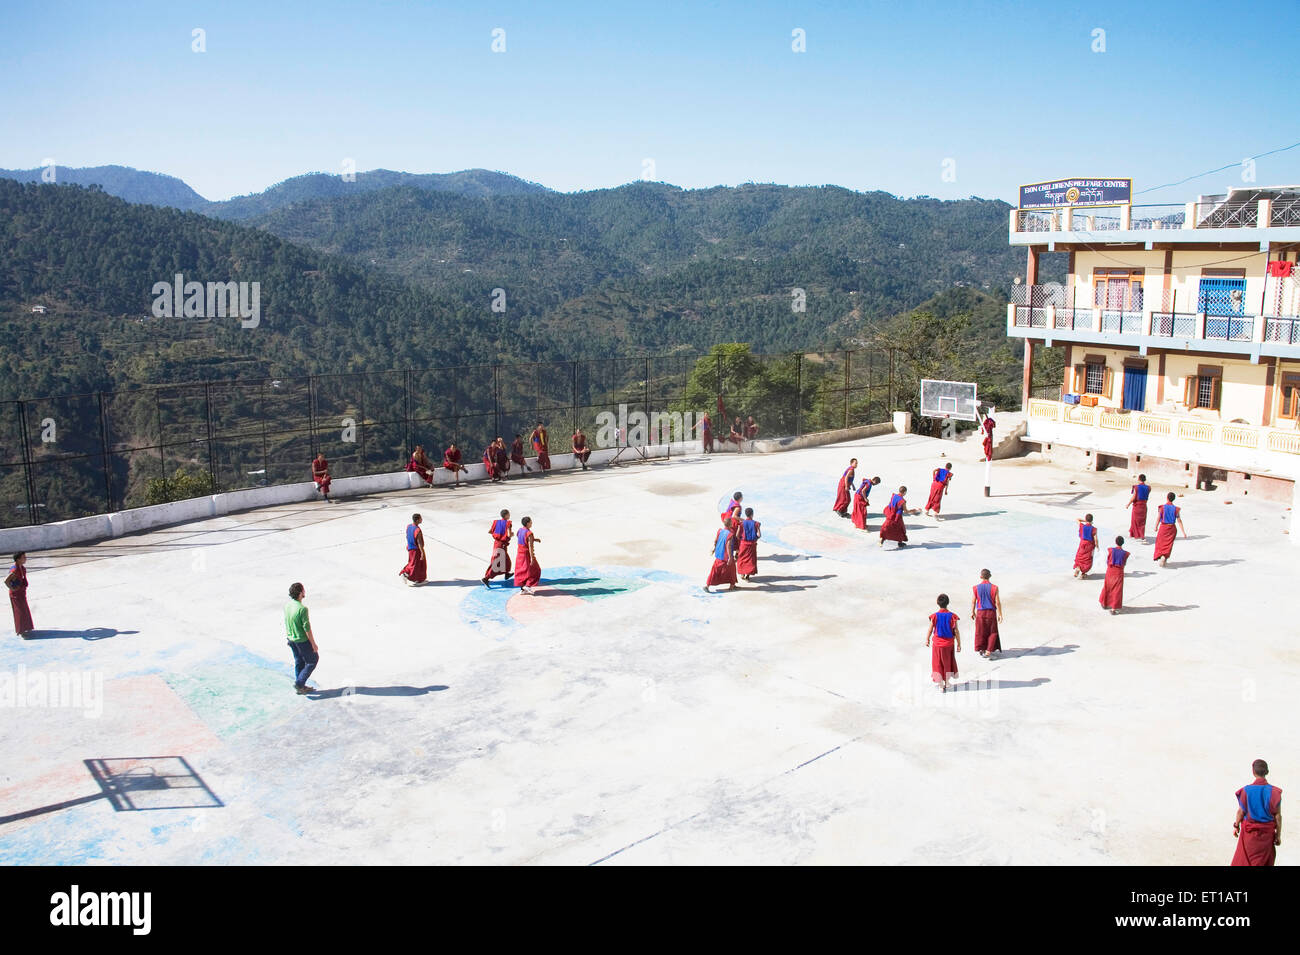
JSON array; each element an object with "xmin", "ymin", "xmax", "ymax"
[{"xmin": 0, "ymin": 349, "xmax": 907, "ymax": 528}]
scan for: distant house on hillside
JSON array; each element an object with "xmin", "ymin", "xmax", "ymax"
[{"xmin": 30, "ymin": 305, "xmax": 47, "ymax": 314}]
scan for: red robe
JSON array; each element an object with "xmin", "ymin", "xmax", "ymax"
[
  {"xmin": 482, "ymin": 447, "xmax": 498, "ymax": 479},
  {"xmin": 571, "ymin": 435, "xmax": 590, "ymax": 463},
  {"xmin": 7, "ymin": 564, "xmax": 33, "ymax": 635},
  {"xmin": 312, "ymin": 458, "xmax": 331, "ymax": 494},
  {"xmin": 745, "ymin": 423, "xmax": 758, "ymax": 439},
  {"xmin": 981, "ymin": 417, "xmax": 996, "ymax": 461},
  {"xmin": 879, "ymin": 494, "xmax": 908, "ymax": 543},
  {"xmin": 531, "ymin": 429, "xmax": 551, "ymax": 470},
  {"xmin": 442, "ymin": 447, "xmax": 463, "ymax": 471},
  {"xmin": 510, "ymin": 439, "xmax": 528, "ymax": 470},
  {"xmin": 1129, "ymin": 485, "xmax": 1149, "ymax": 538},
  {"xmin": 700, "ymin": 416, "xmax": 713, "ymax": 452},
  {"xmin": 972, "ymin": 583, "xmax": 1000, "ymax": 654},
  {"xmin": 400, "ymin": 526, "xmax": 427, "ymax": 583},
  {"xmin": 736, "ymin": 521, "xmax": 760, "ymax": 577},
  {"xmin": 485, "ymin": 519, "xmax": 513, "ymax": 579},
  {"xmin": 1073, "ymin": 523, "xmax": 1098, "ymax": 574},
  {"xmin": 851, "ymin": 485, "xmax": 871, "ymax": 529},
  {"xmin": 728, "ymin": 423, "xmax": 745, "ymax": 447},
  {"xmin": 1099, "ymin": 547, "xmax": 1128, "ymax": 610},
  {"xmin": 706, "ymin": 528, "xmax": 738, "ymax": 587},
  {"xmin": 1153, "ymin": 506, "xmax": 1179, "ymax": 561},
  {"xmin": 514, "ymin": 529, "xmax": 541, "ymax": 588},
  {"xmin": 1232, "ymin": 780, "xmax": 1282, "ymax": 866},
  {"xmin": 925, "ymin": 468, "xmax": 951, "ymax": 513},
  {"xmin": 406, "ymin": 452, "xmax": 434, "ymax": 484},
  {"xmin": 929, "ymin": 611, "xmax": 958, "ymax": 683},
  {"xmin": 833, "ymin": 467, "xmax": 855, "ymax": 514}
]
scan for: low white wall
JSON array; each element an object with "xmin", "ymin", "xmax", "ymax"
[{"xmin": 0, "ymin": 422, "xmax": 896, "ymax": 552}]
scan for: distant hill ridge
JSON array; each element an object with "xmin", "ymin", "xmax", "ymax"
[{"xmin": 0, "ymin": 165, "xmax": 551, "ymax": 217}]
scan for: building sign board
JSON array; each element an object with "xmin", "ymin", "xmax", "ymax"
[{"xmin": 1019, "ymin": 178, "xmax": 1132, "ymax": 209}]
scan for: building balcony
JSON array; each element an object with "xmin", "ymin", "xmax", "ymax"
[
  {"xmin": 1009, "ymin": 194, "xmax": 1300, "ymax": 247},
  {"xmin": 1007, "ymin": 301, "xmax": 1300, "ymax": 360},
  {"xmin": 1025, "ymin": 399, "xmax": 1300, "ymax": 480}
]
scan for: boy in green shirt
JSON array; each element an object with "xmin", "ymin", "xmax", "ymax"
[{"xmin": 285, "ymin": 582, "xmax": 320, "ymax": 694}]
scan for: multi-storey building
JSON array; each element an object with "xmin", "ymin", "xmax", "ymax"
[{"xmin": 1007, "ymin": 184, "xmax": 1300, "ymax": 527}]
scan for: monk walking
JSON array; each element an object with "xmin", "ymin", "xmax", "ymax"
[
  {"xmin": 530, "ymin": 422, "xmax": 551, "ymax": 472},
  {"xmin": 926, "ymin": 593, "xmax": 961, "ymax": 692},
  {"xmin": 514, "ymin": 516, "xmax": 542, "ymax": 594},
  {"xmin": 312, "ymin": 452, "xmax": 332, "ymax": 501},
  {"xmin": 736, "ymin": 507, "xmax": 761, "ymax": 581},
  {"xmin": 571, "ymin": 428, "xmax": 592, "ymax": 470},
  {"xmin": 1233, "ymin": 759, "xmax": 1282, "ymax": 867},
  {"xmin": 398, "ymin": 513, "xmax": 427, "ymax": 586},
  {"xmin": 704, "ymin": 523, "xmax": 738, "ymax": 592},
  {"xmin": 833, "ymin": 459, "xmax": 858, "ymax": 518},
  {"xmin": 443, "ymin": 443, "xmax": 466, "ymax": 486},
  {"xmin": 1152, "ymin": 492, "xmax": 1186, "ymax": 567},
  {"xmin": 1099, "ymin": 535, "xmax": 1129, "ymax": 614},
  {"xmin": 1126, "ymin": 473, "xmax": 1151, "ymax": 540},
  {"xmin": 924, "ymin": 461, "xmax": 953, "ymax": 518},
  {"xmin": 878, "ymin": 486, "xmax": 916, "ymax": 548},
  {"xmin": 406, "ymin": 445, "xmax": 435, "ymax": 486},
  {"xmin": 1073, "ymin": 513, "xmax": 1099, "ymax": 578},
  {"xmin": 698, "ymin": 412, "xmax": 713, "ymax": 453},
  {"xmin": 970, "ymin": 568, "xmax": 1003, "ymax": 658},
  {"xmin": 851, "ymin": 476, "xmax": 881, "ymax": 530},
  {"xmin": 5, "ymin": 552, "xmax": 34, "ymax": 639},
  {"xmin": 481, "ymin": 509, "xmax": 513, "ymax": 586}
]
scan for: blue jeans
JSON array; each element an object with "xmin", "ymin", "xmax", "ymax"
[{"xmin": 288, "ymin": 640, "xmax": 318, "ymax": 686}]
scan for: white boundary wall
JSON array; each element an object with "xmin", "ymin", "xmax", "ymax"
[{"xmin": 0, "ymin": 421, "xmax": 903, "ymax": 553}]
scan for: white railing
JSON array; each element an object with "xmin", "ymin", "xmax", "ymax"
[
  {"xmin": 1026, "ymin": 399, "xmax": 1300, "ymax": 460},
  {"xmin": 1013, "ymin": 197, "xmax": 1300, "ymax": 234}
]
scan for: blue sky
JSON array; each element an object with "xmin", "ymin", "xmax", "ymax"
[{"xmin": 2, "ymin": 0, "xmax": 1297, "ymax": 202}]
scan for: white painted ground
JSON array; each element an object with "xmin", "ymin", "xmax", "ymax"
[{"xmin": 0, "ymin": 431, "xmax": 1293, "ymax": 865}]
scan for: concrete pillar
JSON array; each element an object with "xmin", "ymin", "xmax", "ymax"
[
  {"xmin": 1259, "ymin": 198, "xmax": 1272, "ymax": 228},
  {"xmin": 1120, "ymin": 204, "xmax": 1132, "ymax": 229},
  {"xmin": 1009, "ymin": 209, "xmax": 1019, "ymax": 234},
  {"xmin": 1022, "ymin": 339, "xmax": 1036, "ymax": 408},
  {"xmin": 1026, "ymin": 246, "xmax": 1040, "ymax": 287},
  {"xmin": 1183, "ymin": 202, "xmax": 1196, "ymax": 229}
]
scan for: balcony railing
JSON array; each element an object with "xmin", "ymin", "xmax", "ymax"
[
  {"xmin": 1027, "ymin": 399, "xmax": 1300, "ymax": 459},
  {"xmin": 1265, "ymin": 316, "xmax": 1300, "ymax": 345},
  {"xmin": 1152, "ymin": 312, "xmax": 1196, "ymax": 338},
  {"xmin": 1101, "ymin": 310, "xmax": 1143, "ymax": 334},
  {"xmin": 1013, "ymin": 196, "xmax": 1300, "ymax": 233}
]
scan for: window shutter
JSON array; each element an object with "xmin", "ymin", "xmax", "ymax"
[
  {"xmin": 1211, "ymin": 376, "xmax": 1221, "ymax": 410},
  {"xmin": 1183, "ymin": 376, "xmax": 1196, "ymax": 406},
  {"xmin": 1073, "ymin": 364, "xmax": 1085, "ymax": 393},
  {"xmin": 1102, "ymin": 367, "xmax": 1113, "ymax": 398}
]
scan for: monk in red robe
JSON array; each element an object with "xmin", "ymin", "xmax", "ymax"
[
  {"xmin": 481, "ymin": 509, "xmax": 512, "ymax": 586},
  {"xmin": 1099, "ymin": 535, "xmax": 1129, "ymax": 614},
  {"xmin": 6, "ymin": 552, "xmax": 35, "ymax": 638},
  {"xmin": 1126, "ymin": 474, "xmax": 1151, "ymax": 540},
  {"xmin": 979, "ymin": 409, "xmax": 996, "ymax": 461},
  {"xmin": 878, "ymin": 487, "xmax": 916, "ymax": 547},
  {"xmin": 482, "ymin": 443, "xmax": 499, "ymax": 481},
  {"xmin": 1233, "ymin": 759, "xmax": 1282, "ymax": 866},
  {"xmin": 745, "ymin": 416, "xmax": 758, "ymax": 439},
  {"xmin": 530, "ymin": 423, "xmax": 551, "ymax": 471},
  {"xmin": 698, "ymin": 413, "xmax": 713, "ymax": 453},
  {"xmin": 851, "ymin": 476, "xmax": 881, "ymax": 530},
  {"xmin": 923, "ymin": 462, "xmax": 953, "ymax": 517},
  {"xmin": 926, "ymin": 593, "xmax": 961, "ymax": 692},
  {"xmin": 571, "ymin": 429, "xmax": 591, "ymax": 470},
  {"xmin": 510, "ymin": 435, "xmax": 531, "ymax": 474},
  {"xmin": 398, "ymin": 513, "xmax": 427, "ymax": 585},
  {"xmin": 1152, "ymin": 492, "xmax": 1186, "ymax": 566},
  {"xmin": 514, "ymin": 516, "xmax": 542, "ymax": 593},
  {"xmin": 443, "ymin": 443, "xmax": 465, "ymax": 486},
  {"xmin": 704, "ymin": 525, "xmax": 738, "ymax": 592},
  {"xmin": 1073, "ymin": 514, "xmax": 1099, "ymax": 578},
  {"xmin": 832, "ymin": 459, "xmax": 857, "ymax": 517},
  {"xmin": 970, "ymin": 568, "xmax": 1003, "ymax": 658},
  {"xmin": 736, "ymin": 508, "xmax": 761, "ymax": 580},
  {"xmin": 312, "ymin": 453, "xmax": 332, "ymax": 501},
  {"xmin": 406, "ymin": 445, "xmax": 435, "ymax": 485},
  {"xmin": 728, "ymin": 417, "xmax": 746, "ymax": 452},
  {"xmin": 721, "ymin": 492, "xmax": 744, "ymax": 548}
]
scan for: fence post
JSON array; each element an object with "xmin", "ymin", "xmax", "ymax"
[
  {"xmin": 793, "ymin": 353, "xmax": 802, "ymax": 436},
  {"xmin": 404, "ymin": 368, "xmax": 413, "ymax": 459},
  {"xmin": 98, "ymin": 391, "xmax": 114, "ymax": 514},
  {"xmin": 571, "ymin": 361, "xmax": 578, "ymax": 439},
  {"xmin": 156, "ymin": 389, "xmax": 166, "ymax": 492},
  {"xmin": 493, "ymin": 364, "xmax": 501, "ymax": 441},
  {"xmin": 888, "ymin": 348, "xmax": 895, "ymax": 412},
  {"xmin": 260, "ymin": 379, "xmax": 269, "ymax": 485},
  {"xmin": 644, "ymin": 356, "xmax": 651, "ymax": 448},
  {"xmin": 844, "ymin": 350, "xmax": 851, "ymax": 430},
  {"xmin": 307, "ymin": 376, "xmax": 317, "ymax": 460},
  {"xmin": 203, "ymin": 383, "xmax": 216, "ymax": 494},
  {"xmin": 17, "ymin": 401, "xmax": 36, "ymax": 525}
]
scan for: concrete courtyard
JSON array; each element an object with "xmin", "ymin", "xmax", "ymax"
[{"xmin": 1, "ymin": 430, "xmax": 1294, "ymax": 865}]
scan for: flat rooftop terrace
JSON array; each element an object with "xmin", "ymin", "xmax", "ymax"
[{"xmin": 0, "ymin": 433, "xmax": 1294, "ymax": 865}]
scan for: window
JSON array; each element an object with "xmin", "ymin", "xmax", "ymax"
[
  {"xmin": 1184, "ymin": 364, "xmax": 1222, "ymax": 410},
  {"xmin": 1092, "ymin": 268, "xmax": 1144, "ymax": 310},
  {"xmin": 1073, "ymin": 355, "xmax": 1112, "ymax": 397},
  {"xmin": 1281, "ymin": 374, "xmax": 1300, "ymax": 420}
]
